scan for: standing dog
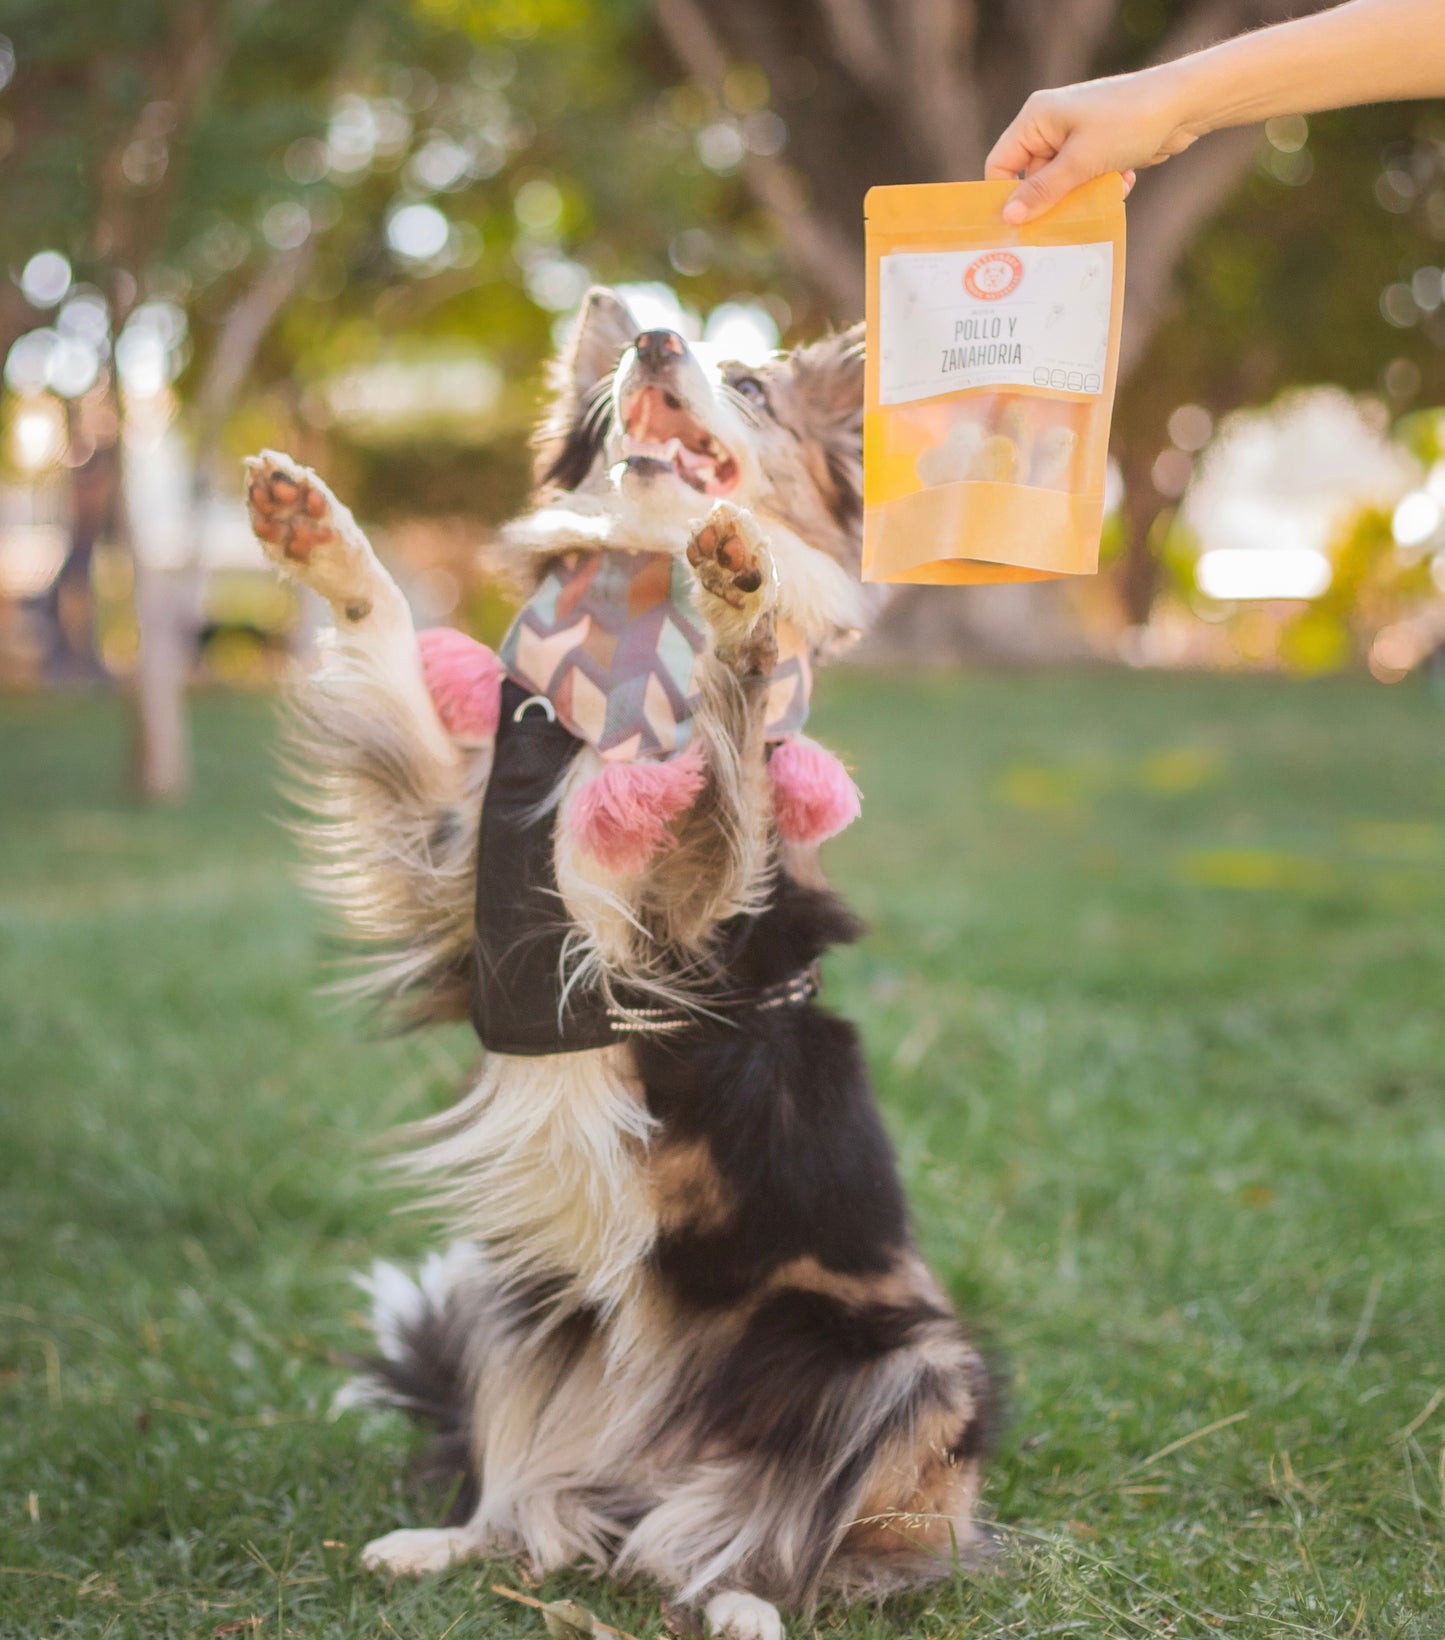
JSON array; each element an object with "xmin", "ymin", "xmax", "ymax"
[{"xmin": 245, "ymin": 288, "xmax": 991, "ymax": 1640}]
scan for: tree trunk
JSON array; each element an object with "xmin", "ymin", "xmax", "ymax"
[
  {"xmin": 130, "ymin": 561, "xmax": 192, "ymax": 801},
  {"xmin": 1117, "ymin": 442, "xmax": 1162, "ymax": 630},
  {"xmin": 38, "ymin": 431, "xmax": 111, "ymax": 683},
  {"xmin": 118, "ymin": 416, "xmax": 194, "ymax": 802}
]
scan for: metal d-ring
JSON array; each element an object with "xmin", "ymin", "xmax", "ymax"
[{"xmin": 513, "ymin": 693, "xmax": 557, "ymax": 724}]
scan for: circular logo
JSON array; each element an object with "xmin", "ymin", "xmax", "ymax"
[{"xmin": 964, "ymin": 251, "xmax": 1023, "ymax": 301}]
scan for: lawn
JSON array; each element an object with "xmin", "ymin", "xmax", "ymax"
[{"xmin": 3, "ymin": 671, "xmax": 1444, "ymax": 1639}]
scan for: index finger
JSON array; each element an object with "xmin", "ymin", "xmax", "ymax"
[{"xmin": 984, "ymin": 125, "xmax": 1054, "ymax": 183}]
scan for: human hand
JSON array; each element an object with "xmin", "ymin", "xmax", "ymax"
[{"xmin": 986, "ymin": 68, "xmax": 1203, "ymax": 223}]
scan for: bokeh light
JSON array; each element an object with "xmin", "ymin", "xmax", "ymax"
[
  {"xmin": 386, "ymin": 202, "xmax": 451, "ymax": 262},
  {"xmin": 9, "ymin": 395, "xmax": 67, "ymax": 470},
  {"xmin": 1393, "ymin": 489, "xmax": 1443, "ymax": 548},
  {"xmin": 513, "ymin": 178, "xmax": 563, "ymax": 232},
  {"xmin": 1168, "ymin": 404, "xmax": 1214, "ymax": 452},
  {"xmin": 613, "ymin": 282, "xmax": 700, "ymax": 340},
  {"xmin": 115, "ymin": 302, "xmax": 188, "ymax": 398},
  {"xmin": 702, "ymin": 301, "xmax": 779, "ymax": 365},
  {"xmin": 1196, "ymin": 546, "xmax": 1333, "ymax": 602},
  {"xmin": 20, "ymin": 251, "xmax": 72, "ymax": 309}
]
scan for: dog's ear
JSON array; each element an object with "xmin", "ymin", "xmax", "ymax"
[
  {"xmin": 534, "ymin": 287, "xmax": 640, "ymax": 490},
  {"xmin": 786, "ymin": 323, "xmax": 865, "ymax": 531},
  {"xmin": 790, "ymin": 322, "xmax": 864, "ymax": 422},
  {"xmin": 565, "ymin": 287, "xmax": 640, "ymax": 396}
]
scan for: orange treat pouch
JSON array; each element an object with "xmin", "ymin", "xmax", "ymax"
[{"xmin": 863, "ymin": 176, "xmax": 1126, "ymax": 585}]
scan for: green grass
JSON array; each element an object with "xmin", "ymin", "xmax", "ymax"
[{"xmin": 3, "ymin": 673, "xmax": 1444, "ymax": 1639}]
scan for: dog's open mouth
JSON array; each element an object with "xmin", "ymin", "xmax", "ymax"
[{"xmin": 619, "ymin": 385, "xmax": 739, "ymax": 495}]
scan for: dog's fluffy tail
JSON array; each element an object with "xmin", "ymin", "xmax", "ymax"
[{"xmin": 337, "ymin": 1245, "xmax": 481, "ymax": 1523}]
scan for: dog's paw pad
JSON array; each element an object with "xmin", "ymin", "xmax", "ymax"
[
  {"xmin": 243, "ymin": 450, "xmax": 384, "ymax": 612},
  {"xmin": 245, "ymin": 451, "xmax": 338, "ymax": 565},
  {"xmin": 704, "ymin": 1590, "xmax": 783, "ymax": 1640},
  {"xmin": 687, "ymin": 502, "xmax": 773, "ymax": 610}
]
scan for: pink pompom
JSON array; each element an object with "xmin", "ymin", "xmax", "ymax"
[
  {"xmin": 418, "ymin": 627, "xmax": 504, "ymax": 742},
  {"xmin": 567, "ymin": 744, "xmax": 708, "ymax": 876},
  {"xmin": 769, "ymin": 734, "xmax": 861, "ymax": 844}
]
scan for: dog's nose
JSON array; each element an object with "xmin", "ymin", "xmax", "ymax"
[{"xmin": 635, "ymin": 329, "xmax": 686, "ymax": 365}]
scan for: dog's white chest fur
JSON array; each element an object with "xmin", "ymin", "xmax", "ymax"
[{"xmin": 412, "ymin": 1045, "xmax": 657, "ymax": 1313}]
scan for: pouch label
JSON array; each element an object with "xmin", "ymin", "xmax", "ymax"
[{"xmin": 878, "ymin": 242, "xmax": 1113, "ymax": 404}]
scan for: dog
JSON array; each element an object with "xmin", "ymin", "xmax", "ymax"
[{"xmin": 244, "ymin": 287, "xmax": 992, "ymax": 1640}]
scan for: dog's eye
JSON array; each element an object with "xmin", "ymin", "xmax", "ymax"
[{"xmin": 732, "ymin": 376, "xmax": 768, "ymax": 407}]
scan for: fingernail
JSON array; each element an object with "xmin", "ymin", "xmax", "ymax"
[{"xmin": 1002, "ymin": 199, "xmax": 1028, "ymax": 225}]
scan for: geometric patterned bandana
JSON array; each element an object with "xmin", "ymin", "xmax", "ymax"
[{"xmin": 499, "ymin": 548, "xmax": 811, "ymax": 762}]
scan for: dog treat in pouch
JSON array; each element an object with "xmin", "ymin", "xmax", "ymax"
[{"xmin": 863, "ymin": 176, "xmax": 1126, "ymax": 584}]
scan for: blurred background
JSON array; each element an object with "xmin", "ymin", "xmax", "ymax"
[{"xmin": 2, "ymin": 0, "xmax": 1445, "ymax": 795}]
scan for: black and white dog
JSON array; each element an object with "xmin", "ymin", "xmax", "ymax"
[{"xmin": 244, "ymin": 287, "xmax": 991, "ymax": 1640}]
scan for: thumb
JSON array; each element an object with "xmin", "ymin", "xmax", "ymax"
[{"xmin": 1002, "ymin": 153, "xmax": 1084, "ymax": 224}]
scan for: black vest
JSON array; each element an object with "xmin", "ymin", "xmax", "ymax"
[
  {"xmin": 471, "ymin": 680, "xmax": 820, "ymax": 1055},
  {"xmin": 471, "ymin": 680, "xmax": 618, "ymax": 1054}
]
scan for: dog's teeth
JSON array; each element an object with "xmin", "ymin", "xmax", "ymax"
[{"xmin": 623, "ymin": 435, "xmax": 676, "ymax": 460}]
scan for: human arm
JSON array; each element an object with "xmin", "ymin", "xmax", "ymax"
[{"xmin": 986, "ymin": 0, "xmax": 1445, "ymax": 224}]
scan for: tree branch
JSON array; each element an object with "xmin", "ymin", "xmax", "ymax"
[
  {"xmin": 815, "ymin": 0, "xmax": 895, "ymax": 105},
  {"xmin": 193, "ymin": 242, "xmax": 314, "ymax": 478},
  {"xmin": 1146, "ymin": 0, "xmax": 1255, "ymax": 66},
  {"xmin": 1017, "ymin": 0, "xmax": 1120, "ymax": 91},
  {"xmin": 744, "ymin": 159, "xmax": 865, "ymax": 314},
  {"xmin": 895, "ymin": 0, "xmax": 983, "ymax": 178},
  {"xmin": 90, "ymin": 0, "xmax": 228, "ymax": 321},
  {"xmin": 654, "ymin": 0, "xmax": 865, "ymax": 314},
  {"xmin": 654, "ymin": 0, "xmax": 730, "ymax": 82},
  {"xmin": 1117, "ymin": 124, "xmax": 1259, "ymax": 380},
  {"xmin": 0, "ymin": 282, "xmax": 34, "ymax": 381}
]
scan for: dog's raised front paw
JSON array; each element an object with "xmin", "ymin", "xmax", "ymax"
[
  {"xmin": 245, "ymin": 450, "xmax": 332, "ymax": 561},
  {"xmin": 688, "ymin": 501, "xmax": 778, "ymax": 672},
  {"xmin": 244, "ymin": 450, "xmax": 379, "ymax": 619},
  {"xmin": 359, "ymin": 1526, "xmax": 479, "ymax": 1577},
  {"xmin": 688, "ymin": 501, "xmax": 775, "ymax": 612},
  {"xmin": 704, "ymin": 1589, "xmax": 783, "ymax": 1640}
]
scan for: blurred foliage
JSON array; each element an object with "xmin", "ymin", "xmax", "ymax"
[
  {"xmin": 1283, "ymin": 503, "xmax": 1435, "ymax": 675},
  {"xmin": 1119, "ymin": 102, "xmax": 1445, "ymax": 451},
  {"xmin": 1396, "ymin": 404, "xmax": 1445, "ymax": 466},
  {"xmin": 0, "ymin": 0, "xmax": 780, "ymax": 519}
]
